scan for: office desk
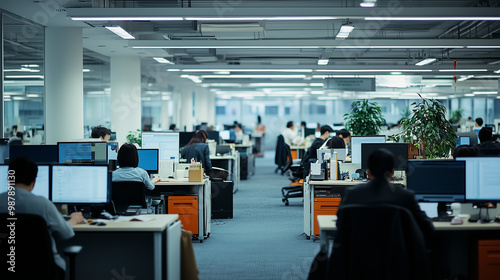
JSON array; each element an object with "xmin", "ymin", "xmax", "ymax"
[
  {"xmin": 67, "ymin": 215, "xmax": 181, "ymax": 280},
  {"xmin": 317, "ymin": 215, "xmax": 500, "ymax": 279},
  {"xmin": 235, "ymin": 144, "xmax": 255, "ymax": 180},
  {"xmin": 290, "ymin": 145, "xmax": 307, "ymax": 159},
  {"xmin": 151, "ymin": 179, "xmax": 211, "ymax": 241},
  {"xmin": 304, "ymin": 179, "xmax": 361, "ymax": 239},
  {"xmin": 211, "ymin": 153, "xmax": 240, "ymax": 193}
]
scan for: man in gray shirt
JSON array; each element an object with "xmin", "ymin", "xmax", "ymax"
[{"xmin": 0, "ymin": 157, "xmax": 85, "ymax": 274}]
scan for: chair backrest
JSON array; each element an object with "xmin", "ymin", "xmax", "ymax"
[
  {"xmin": 281, "ymin": 143, "xmax": 293, "ymax": 174},
  {"xmin": 275, "ymin": 135, "xmax": 287, "ymax": 166},
  {"xmin": 111, "ymin": 181, "xmax": 148, "ymax": 214},
  {"xmin": 328, "ymin": 203, "xmax": 431, "ymax": 280},
  {"xmin": 0, "ymin": 213, "xmax": 57, "ymax": 279}
]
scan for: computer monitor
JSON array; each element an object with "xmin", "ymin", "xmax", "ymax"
[
  {"xmin": 179, "ymin": 132, "xmax": 194, "ymax": 148},
  {"xmin": 0, "ymin": 164, "xmax": 50, "ymax": 200},
  {"xmin": 220, "ymin": 130, "xmax": 231, "ymax": 140},
  {"xmin": 406, "ymin": 160, "xmax": 466, "ymax": 203},
  {"xmin": 137, "ymin": 149, "xmax": 159, "ymax": 174},
  {"xmin": 141, "ymin": 132, "xmax": 180, "ymax": 163},
  {"xmin": 315, "ymin": 131, "xmax": 321, "ymax": 138},
  {"xmin": 0, "ymin": 139, "xmax": 8, "ymax": 164},
  {"xmin": 10, "ymin": 145, "xmax": 58, "ymax": 164},
  {"xmin": 457, "ymin": 132, "xmax": 479, "ymax": 146},
  {"xmin": 207, "ymin": 131, "xmax": 220, "ymax": 142},
  {"xmin": 456, "ymin": 157, "xmax": 500, "ymax": 202},
  {"xmin": 107, "ymin": 142, "xmax": 118, "ymax": 162},
  {"xmin": 51, "ymin": 165, "xmax": 110, "ymax": 204},
  {"xmin": 57, "ymin": 142, "xmax": 108, "ymax": 164},
  {"xmin": 350, "ymin": 136, "xmax": 386, "ymax": 164},
  {"xmin": 361, "ymin": 143, "xmax": 409, "ymax": 171},
  {"xmin": 304, "ymin": 128, "xmax": 316, "ymax": 137},
  {"xmin": 456, "ymin": 136, "xmax": 470, "ymax": 147}
]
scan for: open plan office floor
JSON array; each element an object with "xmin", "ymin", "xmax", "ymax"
[{"xmin": 193, "ymin": 151, "xmax": 320, "ymax": 280}]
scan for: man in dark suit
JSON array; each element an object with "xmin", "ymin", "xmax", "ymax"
[
  {"xmin": 337, "ymin": 148, "xmax": 435, "ymax": 248},
  {"xmin": 477, "ymin": 127, "xmax": 500, "ymax": 156},
  {"xmin": 300, "ymin": 125, "xmax": 333, "ymax": 178}
]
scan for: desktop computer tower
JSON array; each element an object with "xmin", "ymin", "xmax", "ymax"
[
  {"xmin": 168, "ymin": 196, "xmax": 199, "ymax": 235},
  {"xmin": 211, "ymin": 180, "xmax": 234, "ymax": 219}
]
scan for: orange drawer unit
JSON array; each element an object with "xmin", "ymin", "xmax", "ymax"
[
  {"xmin": 478, "ymin": 240, "xmax": 500, "ymax": 280},
  {"xmin": 168, "ymin": 196, "xmax": 199, "ymax": 235},
  {"xmin": 314, "ymin": 198, "xmax": 341, "ymax": 236}
]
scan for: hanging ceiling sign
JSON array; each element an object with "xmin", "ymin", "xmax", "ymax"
[{"xmin": 325, "ymin": 78, "xmax": 376, "ymax": 91}]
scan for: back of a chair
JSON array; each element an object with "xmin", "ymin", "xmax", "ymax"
[
  {"xmin": 111, "ymin": 181, "xmax": 147, "ymax": 214},
  {"xmin": 328, "ymin": 204, "xmax": 431, "ymax": 280},
  {"xmin": 0, "ymin": 213, "xmax": 57, "ymax": 279},
  {"xmin": 275, "ymin": 135, "xmax": 286, "ymax": 166},
  {"xmin": 281, "ymin": 143, "xmax": 293, "ymax": 174}
]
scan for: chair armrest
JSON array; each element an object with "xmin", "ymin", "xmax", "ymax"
[{"xmin": 64, "ymin": 245, "xmax": 82, "ymax": 256}]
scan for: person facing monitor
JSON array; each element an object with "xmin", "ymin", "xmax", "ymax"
[
  {"xmin": 336, "ymin": 149, "xmax": 435, "ymax": 248},
  {"xmin": 476, "ymin": 127, "xmax": 500, "ymax": 156},
  {"xmin": 336, "ymin": 129, "xmax": 351, "ymax": 147},
  {"xmin": 0, "ymin": 157, "xmax": 85, "ymax": 276},
  {"xmin": 300, "ymin": 125, "xmax": 334, "ymax": 177},
  {"xmin": 113, "ymin": 143, "xmax": 158, "ymax": 190},
  {"xmin": 181, "ymin": 130, "xmax": 213, "ymax": 175},
  {"xmin": 91, "ymin": 125, "xmax": 111, "ymax": 142}
]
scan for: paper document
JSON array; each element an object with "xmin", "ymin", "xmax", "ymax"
[{"xmin": 311, "ymin": 162, "xmax": 322, "ymax": 175}]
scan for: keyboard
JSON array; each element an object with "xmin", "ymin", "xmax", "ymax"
[{"xmin": 431, "ymin": 216, "xmax": 454, "ymax": 222}]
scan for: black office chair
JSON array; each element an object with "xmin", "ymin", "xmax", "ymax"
[
  {"xmin": 111, "ymin": 181, "xmax": 148, "ymax": 214},
  {"xmin": 275, "ymin": 135, "xmax": 287, "ymax": 173},
  {"xmin": 281, "ymin": 143, "xmax": 304, "ymax": 205},
  {"xmin": 0, "ymin": 213, "xmax": 81, "ymax": 280},
  {"xmin": 327, "ymin": 204, "xmax": 431, "ymax": 280}
]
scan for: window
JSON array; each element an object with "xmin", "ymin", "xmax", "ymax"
[
  {"xmin": 266, "ymin": 106, "xmax": 279, "ymax": 115},
  {"xmin": 216, "ymin": 106, "xmax": 226, "ymax": 115}
]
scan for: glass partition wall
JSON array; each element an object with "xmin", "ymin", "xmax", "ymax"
[{"xmin": 2, "ymin": 11, "xmax": 45, "ymax": 143}]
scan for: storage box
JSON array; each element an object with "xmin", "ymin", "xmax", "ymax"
[{"xmin": 188, "ymin": 168, "xmax": 203, "ymax": 182}]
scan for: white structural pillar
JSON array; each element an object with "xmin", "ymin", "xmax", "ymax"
[
  {"xmin": 45, "ymin": 28, "xmax": 84, "ymax": 144},
  {"xmin": 110, "ymin": 56, "xmax": 141, "ymax": 145},
  {"xmin": 179, "ymin": 85, "xmax": 194, "ymax": 131}
]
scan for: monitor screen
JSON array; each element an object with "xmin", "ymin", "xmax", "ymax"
[
  {"xmin": 141, "ymin": 132, "xmax": 180, "ymax": 163},
  {"xmin": 406, "ymin": 160, "xmax": 466, "ymax": 202},
  {"xmin": 10, "ymin": 145, "xmax": 58, "ymax": 164},
  {"xmin": 220, "ymin": 130, "xmax": 231, "ymax": 140},
  {"xmin": 361, "ymin": 143, "xmax": 408, "ymax": 170},
  {"xmin": 207, "ymin": 131, "xmax": 220, "ymax": 142},
  {"xmin": 51, "ymin": 165, "xmax": 110, "ymax": 204},
  {"xmin": 456, "ymin": 136, "xmax": 470, "ymax": 147},
  {"xmin": 0, "ymin": 139, "xmax": 8, "ymax": 164},
  {"xmin": 58, "ymin": 142, "xmax": 108, "ymax": 164},
  {"xmin": 350, "ymin": 136, "xmax": 386, "ymax": 164},
  {"xmin": 137, "ymin": 149, "xmax": 159, "ymax": 174},
  {"xmin": 107, "ymin": 142, "xmax": 118, "ymax": 161},
  {"xmin": 179, "ymin": 132, "xmax": 194, "ymax": 148},
  {"xmin": 456, "ymin": 157, "xmax": 500, "ymax": 202},
  {"xmin": 0, "ymin": 164, "xmax": 50, "ymax": 199}
]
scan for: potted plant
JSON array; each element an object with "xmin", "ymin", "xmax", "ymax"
[
  {"xmin": 448, "ymin": 108, "xmax": 464, "ymax": 125},
  {"xmin": 389, "ymin": 93, "xmax": 457, "ymax": 159},
  {"xmin": 126, "ymin": 129, "xmax": 142, "ymax": 147},
  {"xmin": 343, "ymin": 99, "xmax": 386, "ymax": 136}
]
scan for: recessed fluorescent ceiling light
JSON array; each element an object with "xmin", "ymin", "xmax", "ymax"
[
  {"xmin": 415, "ymin": 58, "xmax": 437, "ymax": 66},
  {"xmin": 336, "ymin": 46, "xmax": 464, "ymax": 49},
  {"xmin": 494, "ymin": 70, "xmax": 500, "ymax": 74},
  {"xmin": 464, "ymin": 94, "xmax": 475, "ymax": 96},
  {"xmin": 82, "ymin": 69, "xmax": 90, "ymax": 72},
  {"xmin": 439, "ymin": 69, "xmax": 487, "ymax": 72},
  {"xmin": 73, "ymin": 17, "xmax": 184, "ymax": 21},
  {"xmin": 310, "ymin": 91, "xmax": 324, "ymax": 95},
  {"xmin": 21, "ymin": 64, "xmax": 39, "ymax": 68},
  {"xmin": 180, "ymin": 69, "xmax": 313, "ymax": 72},
  {"xmin": 466, "ymin": 46, "xmax": 500, "ymax": 48},
  {"xmin": 200, "ymin": 75, "xmax": 306, "ymax": 78},
  {"xmin": 360, "ymin": 0, "xmax": 376, "ymax": 7},
  {"xmin": 317, "ymin": 59, "xmax": 329, "ymax": 65},
  {"xmin": 4, "ymin": 68, "xmax": 40, "ymax": 72},
  {"xmin": 5, "ymin": 75, "xmax": 44, "ymax": 79},
  {"xmin": 316, "ymin": 69, "xmax": 432, "ymax": 72},
  {"xmin": 390, "ymin": 72, "xmax": 403, "ymax": 75},
  {"xmin": 457, "ymin": 75, "xmax": 474, "ymax": 81},
  {"xmin": 473, "ymin": 91, "xmax": 498, "ymax": 95},
  {"xmin": 336, "ymin": 25, "xmax": 354, "ymax": 39},
  {"xmin": 365, "ymin": 17, "xmax": 500, "ymax": 21},
  {"xmin": 153, "ymin": 57, "xmax": 174, "ymax": 64},
  {"xmin": 132, "ymin": 45, "xmax": 321, "ymax": 49},
  {"xmin": 105, "ymin": 26, "xmax": 135, "ymax": 39},
  {"xmin": 185, "ymin": 16, "xmax": 337, "ymax": 21}
]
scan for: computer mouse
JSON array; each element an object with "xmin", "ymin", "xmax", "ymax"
[
  {"xmin": 96, "ymin": 222, "xmax": 106, "ymax": 226},
  {"xmin": 494, "ymin": 217, "xmax": 500, "ymax": 223}
]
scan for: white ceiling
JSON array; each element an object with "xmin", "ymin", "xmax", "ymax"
[{"xmin": 1, "ymin": 0, "xmax": 500, "ymax": 99}]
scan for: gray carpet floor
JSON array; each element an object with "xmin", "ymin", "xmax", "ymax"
[{"xmin": 193, "ymin": 152, "xmax": 320, "ymax": 280}]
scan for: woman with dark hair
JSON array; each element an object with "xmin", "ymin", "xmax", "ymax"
[
  {"xmin": 181, "ymin": 130, "xmax": 212, "ymax": 175},
  {"xmin": 112, "ymin": 143, "xmax": 158, "ymax": 190},
  {"xmin": 326, "ymin": 136, "xmax": 346, "ymax": 149}
]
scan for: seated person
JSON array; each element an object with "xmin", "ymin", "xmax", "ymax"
[
  {"xmin": 113, "ymin": 143, "xmax": 158, "ymax": 189},
  {"xmin": 476, "ymin": 127, "xmax": 500, "ymax": 156},
  {"xmin": 452, "ymin": 145, "xmax": 479, "ymax": 159},
  {"xmin": 337, "ymin": 149, "xmax": 435, "ymax": 248},
  {"xmin": 91, "ymin": 125, "xmax": 111, "ymax": 142},
  {"xmin": 300, "ymin": 125, "xmax": 334, "ymax": 177},
  {"xmin": 234, "ymin": 123, "xmax": 244, "ymax": 144},
  {"xmin": 473, "ymin": 117, "xmax": 483, "ymax": 133},
  {"xmin": 336, "ymin": 129, "xmax": 351, "ymax": 147},
  {"xmin": 0, "ymin": 157, "xmax": 85, "ymax": 276},
  {"xmin": 325, "ymin": 136, "xmax": 346, "ymax": 149},
  {"xmin": 281, "ymin": 121, "xmax": 303, "ymax": 146},
  {"xmin": 181, "ymin": 130, "xmax": 213, "ymax": 175},
  {"xmin": 169, "ymin": 124, "xmax": 177, "ymax": 131}
]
